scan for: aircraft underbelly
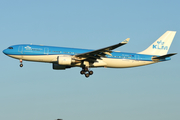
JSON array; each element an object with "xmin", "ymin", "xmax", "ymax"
[
  {"xmin": 9, "ymin": 55, "xmax": 155, "ymax": 68},
  {"xmin": 102, "ymin": 58, "xmax": 154, "ymax": 68}
]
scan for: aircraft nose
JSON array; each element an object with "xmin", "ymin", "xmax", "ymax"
[{"xmin": 3, "ymin": 49, "xmax": 8, "ymax": 55}]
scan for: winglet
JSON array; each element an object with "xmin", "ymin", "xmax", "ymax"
[{"xmin": 121, "ymin": 38, "xmax": 130, "ymax": 44}]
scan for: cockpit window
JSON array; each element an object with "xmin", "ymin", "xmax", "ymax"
[{"xmin": 8, "ymin": 47, "xmax": 13, "ymax": 49}]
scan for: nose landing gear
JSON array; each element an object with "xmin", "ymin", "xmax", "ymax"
[
  {"xmin": 80, "ymin": 67, "xmax": 93, "ymax": 78},
  {"xmin": 19, "ymin": 59, "xmax": 23, "ymax": 67}
]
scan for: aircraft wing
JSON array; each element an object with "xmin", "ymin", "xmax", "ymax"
[{"xmin": 75, "ymin": 38, "xmax": 130, "ymax": 61}]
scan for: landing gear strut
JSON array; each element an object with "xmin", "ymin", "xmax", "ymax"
[
  {"xmin": 80, "ymin": 67, "xmax": 93, "ymax": 78},
  {"xmin": 19, "ymin": 59, "xmax": 23, "ymax": 67}
]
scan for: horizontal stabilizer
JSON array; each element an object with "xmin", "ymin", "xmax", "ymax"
[{"xmin": 153, "ymin": 53, "xmax": 177, "ymax": 59}]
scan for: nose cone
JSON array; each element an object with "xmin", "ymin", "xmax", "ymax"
[{"xmin": 3, "ymin": 49, "xmax": 8, "ymax": 55}]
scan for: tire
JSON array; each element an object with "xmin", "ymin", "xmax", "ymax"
[
  {"xmin": 20, "ymin": 64, "xmax": 23, "ymax": 67},
  {"xmin": 80, "ymin": 70, "xmax": 85, "ymax": 75},
  {"xmin": 84, "ymin": 67, "xmax": 88, "ymax": 72},
  {"xmin": 89, "ymin": 71, "xmax": 93, "ymax": 75},
  {"xmin": 85, "ymin": 73, "xmax": 90, "ymax": 78}
]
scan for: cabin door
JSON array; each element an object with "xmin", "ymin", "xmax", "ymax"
[
  {"xmin": 135, "ymin": 55, "xmax": 139, "ymax": 61},
  {"xmin": 18, "ymin": 46, "xmax": 23, "ymax": 54},
  {"xmin": 44, "ymin": 48, "xmax": 49, "ymax": 55}
]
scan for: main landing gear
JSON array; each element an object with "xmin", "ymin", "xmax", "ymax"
[
  {"xmin": 80, "ymin": 67, "xmax": 93, "ymax": 78},
  {"xmin": 19, "ymin": 59, "xmax": 23, "ymax": 67}
]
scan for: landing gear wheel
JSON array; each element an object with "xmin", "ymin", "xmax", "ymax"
[
  {"xmin": 80, "ymin": 70, "xmax": 85, "ymax": 75},
  {"xmin": 20, "ymin": 64, "xmax": 23, "ymax": 67},
  {"xmin": 85, "ymin": 73, "xmax": 90, "ymax": 78},
  {"xmin": 19, "ymin": 59, "xmax": 23, "ymax": 67},
  {"xmin": 84, "ymin": 67, "xmax": 89, "ymax": 72},
  {"xmin": 89, "ymin": 71, "xmax": 93, "ymax": 75}
]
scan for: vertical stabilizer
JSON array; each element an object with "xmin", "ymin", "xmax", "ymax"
[{"xmin": 138, "ymin": 31, "xmax": 176, "ymax": 55}]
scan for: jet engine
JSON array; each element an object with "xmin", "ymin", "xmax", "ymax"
[
  {"xmin": 53, "ymin": 63, "xmax": 71, "ymax": 70},
  {"xmin": 58, "ymin": 56, "xmax": 72, "ymax": 65}
]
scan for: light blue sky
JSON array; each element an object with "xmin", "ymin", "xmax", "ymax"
[{"xmin": 0, "ymin": 0, "xmax": 180, "ymax": 120}]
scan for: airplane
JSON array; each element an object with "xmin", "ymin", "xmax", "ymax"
[{"xmin": 3, "ymin": 31, "xmax": 177, "ymax": 78}]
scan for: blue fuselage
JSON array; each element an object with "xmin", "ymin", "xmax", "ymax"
[
  {"xmin": 3, "ymin": 44, "xmax": 171, "ymax": 70},
  {"xmin": 3, "ymin": 44, "xmax": 163, "ymax": 61}
]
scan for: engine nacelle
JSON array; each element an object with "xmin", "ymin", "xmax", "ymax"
[
  {"xmin": 53, "ymin": 63, "xmax": 71, "ymax": 70},
  {"xmin": 58, "ymin": 56, "xmax": 72, "ymax": 65}
]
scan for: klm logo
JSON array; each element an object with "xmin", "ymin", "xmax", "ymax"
[
  {"xmin": 152, "ymin": 40, "xmax": 168, "ymax": 50},
  {"xmin": 25, "ymin": 46, "xmax": 32, "ymax": 50},
  {"xmin": 25, "ymin": 46, "xmax": 42, "ymax": 51}
]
